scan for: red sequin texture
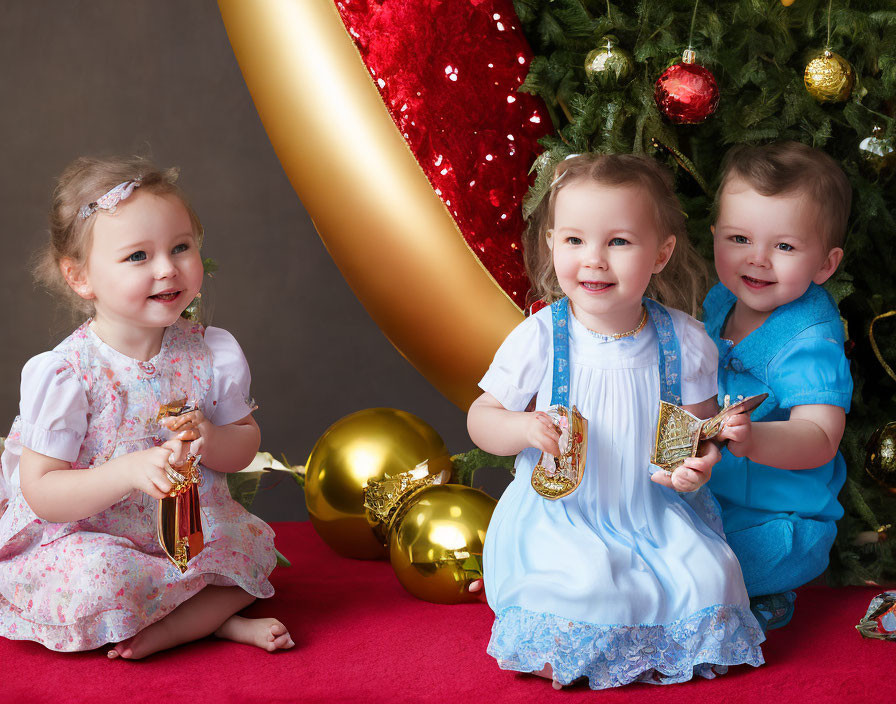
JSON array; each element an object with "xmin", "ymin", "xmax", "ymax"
[{"xmin": 334, "ymin": 0, "xmax": 551, "ymax": 309}]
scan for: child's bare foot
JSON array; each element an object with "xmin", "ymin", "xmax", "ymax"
[
  {"xmin": 533, "ymin": 663, "xmax": 563, "ymax": 690},
  {"xmin": 107, "ymin": 617, "xmax": 177, "ymax": 660},
  {"xmin": 214, "ymin": 615, "xmax": 294, "ymax": 652}
]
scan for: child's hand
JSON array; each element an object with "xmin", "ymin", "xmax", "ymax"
[
  {"xmin": 128, "ymin": 439, "xmax": 187, "ymax": 499},
  {"xmin": 651, "ymin": 440, "xmax": 720, "ymax": 492},
  {"xmin": 526, "ymin": 411, "xmax": 562, "ymax": 457},
  {"xmin": 719, "ymin": 411, "xmax": 752, "ymax": 457},
  {"xmin": 160, "ymin": 409, "xmax": 206, "ymax": 443}
]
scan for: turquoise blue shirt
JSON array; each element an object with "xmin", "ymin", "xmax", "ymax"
[{"xmin": 702, "ymin": 282, "xmax": 853, "ymax": 533}]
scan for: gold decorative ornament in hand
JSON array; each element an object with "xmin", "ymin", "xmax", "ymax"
[
  {"xmin": 156, "ymin": 399, "xmax": 205, "ymax": 573},
  {"xmin": 531, "ymin": 405, "xmax": 588, "ymax": 500},
  {"xmin": 651, "ymin": 393, "xmax": 768, "ymax": 474}
]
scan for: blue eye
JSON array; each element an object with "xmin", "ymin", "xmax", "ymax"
[
  {"xmin": 732, "ymin": 235, "xmax": 749, "ymax": 244},
  {"xmin": 609, "ymin": 237, "xmax": 629, "ymax": 246},
  {"xmin": 776, "ymin": 242, "xmax": 794, "ymax": 252},
  {"xmin": 566, "ymin": 236, "xmax": 583, "ymax": 245},
  {"xmin": 126, "ymin": 251, "xmax": 146, "ymax": 262},
  {"xmin": 172, "ymin": 243, "xmax": 190, "ymax": 254}
]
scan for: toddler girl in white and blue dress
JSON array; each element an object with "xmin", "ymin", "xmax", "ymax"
[{"xmin": 467, "ymin": 154, "xmax": 764, "ymax": 690}]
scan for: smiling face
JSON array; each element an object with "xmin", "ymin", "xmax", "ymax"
[
  {"xmin": 548, "ymin": 179, "xmax": 675, "ymax": 335},
  {"xmin": 66, "ymin": 190, "xmax": 204, "ymax": 350},
  {"xmin": 713, "ymin": 177, "xmax": 842, "ymax": 328}
]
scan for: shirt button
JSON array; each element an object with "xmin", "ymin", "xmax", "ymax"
[
  {"xmin": 729, "ymin": 358, "xmax": 744, "ymax": 372},
  {"xmin": 138, "ymin": 361, "xmax": 156, "ymax": 377}
]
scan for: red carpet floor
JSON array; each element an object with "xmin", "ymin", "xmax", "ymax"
[{"xmin": 1, "ymin": 521, "xmax": 894, "ymax": 704}]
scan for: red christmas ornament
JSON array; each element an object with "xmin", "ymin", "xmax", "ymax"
[{"xmin": 654, "ymin": 49, "xmax": 720, "ymax": 124}]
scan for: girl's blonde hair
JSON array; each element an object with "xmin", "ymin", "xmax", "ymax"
[
  {"xmin": 35, "ymin": 155, "xmax": 203, "ymax": 315},
  {"xmin": 523, "ymin": 153, "xmax": 708, "ymax": 316}
]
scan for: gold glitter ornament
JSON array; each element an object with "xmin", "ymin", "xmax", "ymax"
[
  {"xmin": 804, "ymin": 50, "xmax": 855, "ymax": 103},
  {"xmin": 388, "ymin": 484, "xmax": 496, "ymax": 604},
  {"xmin": 304, "ymin": 408, "xmax": 452, "ymax": 559},
  {"xmin": 584, "ymin": 36, "xmax": 634, "ymax": 85},
  {"xmin": 865, "ymin": 422, "xmax": 896, "ymax": 494},
  {"xmin": 859, "ymin": 127, "xmax": 896, "ymax": 177}
]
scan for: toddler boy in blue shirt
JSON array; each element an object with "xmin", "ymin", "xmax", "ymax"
[{"xmin": 704, "ymin": 141, "xmax": 853, "ymax": 631}]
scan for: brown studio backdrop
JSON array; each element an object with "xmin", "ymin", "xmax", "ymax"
[{"xmin": 0, "ymin": 2, "xmax": 510, "ymax": 521}]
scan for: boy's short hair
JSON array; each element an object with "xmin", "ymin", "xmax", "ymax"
[{"xmin": 715, "ymin": 141, "xmax": 852, "ymax": 250}]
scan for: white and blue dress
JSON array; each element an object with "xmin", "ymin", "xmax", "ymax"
[{"xmin": 480, "ymin": 299, "xmax": 764, "ymax": 689}]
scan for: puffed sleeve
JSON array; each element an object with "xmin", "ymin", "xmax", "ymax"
[
  {"xmin": 204, "ymin": 327, "xmax": 256, "ymax": 426},
  {"xmin": 675, "ymin": 313, "xmax": 719, "ymax": 406},
  {"xmin": 767, "ymin": 326, "xmax": 853, "ymax": 411},
  {"xmin": 15, "ymin": 352, "xmax": 88, "ymax": 462},
  {"xmin": 478, "ymin": 312, "xmax": 550, "ymax": 411}
]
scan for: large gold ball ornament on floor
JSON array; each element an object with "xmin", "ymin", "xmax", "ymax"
[
  {"xmin": 304, "ymin": 409, "xmax": 452, "ymax": 559},
  {"xmin": 866, "ymin": 422, "xmax": 896, "ymax": 495},
  {"xmin": 389, "ymin": 484, "xmax": 496, "ymax": 604}
]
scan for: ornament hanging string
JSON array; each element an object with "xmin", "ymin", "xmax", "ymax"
[
  {"xmin": 826, "ymin": 0, "xmax": 832, "ymax": 49},
  {"xmin": 869, "ymin": 310, "xmax": 896, "ymax": 383},
  {"xmin": 688, "ymin": 0, "xmax": 700, "ymax": 50}
]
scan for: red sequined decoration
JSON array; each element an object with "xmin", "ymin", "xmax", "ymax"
[
  {"xmin": 334, "ymin": 0, "xmax": 551, "ymax": 309},
  {"xmin": 654, "ymin": 62, "xmax": 720, "ymax": 125}
]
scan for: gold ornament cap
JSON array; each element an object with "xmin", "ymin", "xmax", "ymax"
[{"xmin": 363, "ymin": 461, "xmax": 450, "ymax": 545}]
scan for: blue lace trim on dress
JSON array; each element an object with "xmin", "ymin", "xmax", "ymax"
[{"xmin": 488, "ymin": 603, "xmax": 765, "ymax": 689}]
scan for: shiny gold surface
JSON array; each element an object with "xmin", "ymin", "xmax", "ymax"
[
  {"xmin": 389, "ymin": 484, "xmax": 496, "ymax": 604},
  {"xmin": 304, "ymin": 408, "xmax": 452, "ymax": 559},
  {"xmin": 866, "ymin": 421, "xmax": 896, "ymax": 494},
  {"xmin": 804, "ymin": 50, "xmax": 855, "ymax": 103},
  {"xmin": 651, "ymin": 401, "xmax": 702, "ymax": 474},
  {"xmin": 584, "ymin": 35, "xmax": 634, "ymax": 84},
  {"xmin": 218, "ymin": 0, "xmax": 524, "ymax": 410}
]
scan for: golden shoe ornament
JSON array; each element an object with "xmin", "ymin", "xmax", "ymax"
[{"xmin": 530, "ymin": 405, "xmax": 588, "ymax": 500}]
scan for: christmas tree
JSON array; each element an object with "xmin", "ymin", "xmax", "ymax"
[{"xmin": 513, "ymin": 0, "xmax": 896, "ymax": 585}]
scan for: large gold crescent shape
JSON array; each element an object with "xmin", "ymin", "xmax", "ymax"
[{"xmin": 218, "ymin": 0, "xmax": 524, "ymax": 410}]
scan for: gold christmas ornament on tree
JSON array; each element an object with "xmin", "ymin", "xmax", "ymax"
[
  {"xmin": 859, "ymin": 127, "xmax": 896, "ymax": 177},
  {"xmin": 865, "ymin": 422, "xmax": 896, "ymax": 495},
  {"xmin": 389, "ymin": 484, "xmax": 496, "ymax": 604},
  {"xmin": 584, "ymin": 35, "xmax": 634, "ymax": 85},
  {"xmin": 304, "ymin": 408, "xmax": 452, "ymax": 559},
  {"xmin": 804, "ymin": 50, "xmax": 855, "ymax": 103}
]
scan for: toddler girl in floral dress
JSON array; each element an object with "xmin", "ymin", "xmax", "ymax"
[{"xmin": 0, "ymin": 156, "xmax": 293, "ymax": 658}]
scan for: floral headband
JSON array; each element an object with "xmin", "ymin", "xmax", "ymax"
[{"xmin": 78, "ymin": 177, "xmax": 143, "ymax": 220}]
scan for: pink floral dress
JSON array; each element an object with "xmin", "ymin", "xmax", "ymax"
[{"xmin": 0, "ymin": 318, "xmax": 276, "ymax": 651}]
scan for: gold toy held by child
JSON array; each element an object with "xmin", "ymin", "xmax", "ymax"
[
  {"xmin": 156, "ymin": 399, "xmax": 205, "ymax": 573},
  {"xmin": 651, "ymin": 394, "xmax": 768, "ymax": 474},
  {"xmin": 531, "ymin": 405, "xmax": 588, "ymax": 500}
]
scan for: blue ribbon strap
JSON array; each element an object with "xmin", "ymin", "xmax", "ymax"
[
  {"xmin": 642, "ymin": 298, "xmax": 682, "ymax": 406},
  {"xmin": 550, "ymin": 297, "xmax": 680, "ymax": 406},
  {"xmin": 550, "ymin": 298, "xmax": 571, "ymax": 407}
]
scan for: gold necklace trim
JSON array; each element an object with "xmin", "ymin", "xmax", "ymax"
[{"xmin": 587, "ymin": 306, "xmax": 648, "ymax": 339}]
